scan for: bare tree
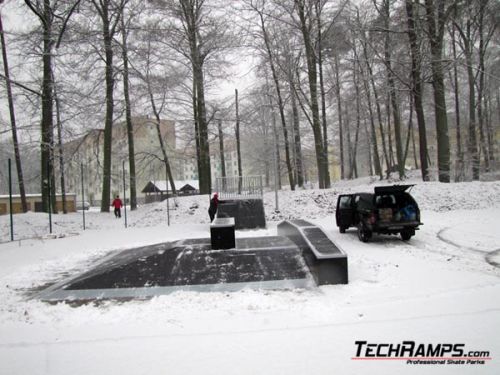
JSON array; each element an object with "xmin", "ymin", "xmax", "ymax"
[
  {"xmin": 90, "ymin": 0, "xmax": 127, "ymax": 212},
  {"xmin": 359, "ymin": 27, "xmax": 390, "ymax": 176},
  {"xmin": 333, "ymin": 52, "xmax": 345, "ymax": 180},
  {"xmin": 235, "ymin": 88, "xmax": 243, "ymax": 192},
  {"xmin": 405, "ymin": 0, "xmax": 429, "ymax": 181},
  {"xmin": 24, "ymin": 0, "xmax": 82, "ymax": 212},
  {"xmin": 476, "ymin": 0, "xmax": 496, "ymax": 171},
  {"xmin": 424, "ymin": 0, "xmax": 453, "ymax": 182},
  {"xmin": 351, "ymin": 8, "xmax": 382, "ymax": 179},
  {"xmin": 453, "ymin": 1, "xmax": 479, "ymax": 180},
  {"xmin": 315, "ymin": 0, "xmax": 330, "ymax": 187},
  {"xmin": 248, "ymin": 0, "xmax": 295, "ymax": 189},
  {"xmin": 0, "ymin": 3, "xmax": 28, "ymax": 212},
  {"xmin": 135, "ymin": 31, "xmax": 178, "ymax": 194},
  {"xmin": 217, "ymin": 118, "xmax": 226, "ymax": 179},
  {"xmin": 53, "ymin": 80, "xmax": 67, "ymax": 213},
  {"xmin": 294, "ymin": 0, "xmax": 327, "ymax": 188},
  {"xmin": 120, "ymin": 4, "xmax": 137, "ymax": 209},
  {"xmin": 373, "ymin": 0, "xmax": 404, "ymax": 179},
  {"xmin": 449, "ymin": 6, "xmax": 464, "ymax": 181},
  {"xmin": 285, "ymin": 49, "xmax": 305, "ymax": 187}
]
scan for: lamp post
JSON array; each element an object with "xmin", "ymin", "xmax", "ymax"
[
  {"xmin": 8, "ymin": 159, "xmax": 13, "ymax": 241},
  {"xmin": 165, "ymin": 161, "xmax": 170, "ymax": 226},
  {"xmin": 80, "ymin": 162, "xmax": 85, "ymax": 230},
  {"xmin": 269, "ymin": 104, "xmax": 279, "ymax": 212}
]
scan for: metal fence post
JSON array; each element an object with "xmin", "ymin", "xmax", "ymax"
[
  {"xmin": 47, "ymin": 160, "xmax": 52, "ymax": 234},
  {"xmin": 8, "ymin": 159, "xmax": 13, "ymax": 241},
  {"xmin": 122, "ymin": 160, "xmax": 127, "ymax": 228},
  {"xmin": 166, "ymin": 165, "xmax": 170, "ymax": 226}
]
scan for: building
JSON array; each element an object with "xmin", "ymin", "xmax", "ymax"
[
  {"xmin": 63, "ymin": 117, "xmax": 176, "ymax": 205},
  {"xmin": 178, "ymin": 140, "xmax": 241, "ymax": 183},
  {"xmin": 62, "ymin": 117, "xmax": 246, "ymax": 205},
  {"xmin": 0, "ymin": 194, "xmax": 77, "ymax": 215}
]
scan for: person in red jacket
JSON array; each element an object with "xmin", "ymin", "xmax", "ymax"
[{"xmin": 112, "ymin": 195, "xmax": 123, "ymax": 218}]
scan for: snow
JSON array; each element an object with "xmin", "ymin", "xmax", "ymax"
[{"xmin": 1, "ymin": 177, "xmax": 500, "ymax": 374}]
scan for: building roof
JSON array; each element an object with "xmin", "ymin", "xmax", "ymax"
[{"xmin": 141, "ymin": 180, "xmax": 199, "ymax": 193}]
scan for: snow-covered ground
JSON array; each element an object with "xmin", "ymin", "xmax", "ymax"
[{"xmin": 0, "ymin": 177, "xmax": 499, "ymax": 375}]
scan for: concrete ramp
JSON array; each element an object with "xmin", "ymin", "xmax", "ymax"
[
  {"xmin": 36, "ymin": 236, "xmax": 313, "ymax": 302},
  {"xmin": 278, "ymin": 220, "xmax": 348, "ymax": 285}
]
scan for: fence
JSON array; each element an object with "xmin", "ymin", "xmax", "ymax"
[{"xmin": 215, "ymin": 175, "xmax": 263, "ymax": 199}]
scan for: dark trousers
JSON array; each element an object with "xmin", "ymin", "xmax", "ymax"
[{"xmin": 114, "ymin": 207, "xmax": 121, "ymax": 218}]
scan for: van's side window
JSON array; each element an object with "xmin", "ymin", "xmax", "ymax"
[{"xmin": 339, "ymin": 196, "xmax": 351, "ymax": 209}]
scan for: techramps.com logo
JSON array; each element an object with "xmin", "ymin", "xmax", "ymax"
[{"xmin": 352, "ymin": 341, "xmax": 492, "ymax": 365}]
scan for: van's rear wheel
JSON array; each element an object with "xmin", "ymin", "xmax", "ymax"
[
  {"xmin": 357, "ymin": 223, "xmax": 372, "ymax": 242},
  {"xmin": 401, "ymin": 230, "xmax": 413, "ymax": 241},
  {"xmin": 339, "ymin": 226, "xmax": 346, "ymax": 233}
]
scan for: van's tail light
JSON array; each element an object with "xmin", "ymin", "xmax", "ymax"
[{"xmin": 369, "ymin": 213, "xmax": 376, "ymax": 224}]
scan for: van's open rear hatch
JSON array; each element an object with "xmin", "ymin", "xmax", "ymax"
[{"xmin": 374, "ymin": 185, "xmax": 414, "ymax": 194}]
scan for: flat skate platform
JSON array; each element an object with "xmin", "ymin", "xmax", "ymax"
[{"xmin": 36, "ymin": 236, "xmax": 313, "ymax": 301}]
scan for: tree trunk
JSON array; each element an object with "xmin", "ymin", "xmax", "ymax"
[
  {"xmin": 270, "ymin": 100, "xmax": 282, "ymax": 190},
  {"xmin": 477, "ymin": 101, "xmax": 488, "ymax": 172},
  {"xmin": 346, "ymin": 106, "xmax": 353, "ymax": 179},
  {"xmin": 383, "ymin": 0, "xmax": 404, "ymax": 179},
  {"xmin": 403, "ymin": 96, "xmax": 413, "ymax": 167},
  {"xmin": 364, "ymin": 118, "xmax": 374, "ymax": 176},
  {"xmin": 405, "ymin": 0, "xmax": 429, "ymax": 181},
  {"xmin": 261, "ymin": 106, "xmax": 270, "ymax": 187},
  {"xmin": 477, "ymin": 0, "xmax": 490, "ymax": 171},
  {"xmin": 54, "ymin": 83, "xmax": 67, "ymax": 213},
  {"xmin": 333, "ymin": 54, "xmax": 345, "ymax": 180},
  {"xmin": 194, "ymin": 62, "xmax": 210, "ymax": 193},
  {"xmin": 425, "ymin": 0, "xmax": 451, "ymax": 182},
  {"xmin": 352, "ymin": 65, "xmax": 361, "ymax": 179},
  {"xmin": 352, "ymin": 116, "xmax": 360, "ymax": 179},
  {"xmin": 192, "ymin": 80, "xmax": 201, "ymax": 178},
  {"xmin": 450, "ymin": 16, "xmax": 463, "ymax": 181},
  {"xmin": 41, "ymin": 0, "xmax": 55, "ymax": 212},
  {"xmin": 217, "ymin": 119, "xmax": 226, "ymax": 180},
  {"xmin": 456, "ymin": 18, "xmax": 479, "ymax": 180},
  {"xmin": 258, "ymin": 14, "xmax": 294, "ymax": 189},
  {"xmin": 98, "ymin": 0, "xmax": 116, "ymax": 212},
  {"xmin": 235, "ymin": 89, "xmax": 243, "ymax": 193},
  {"xmin": 148, "ymin": 84, "xmax": 176, "ymax": 194},
  {"xmin": 121, "ymin": 12, "xmax": 137, "ymax": 210},
  {"xmin": 362, "ymin": 37, "xmax": 390, "ymax": 175},
  {"xmin": 485, "ymin": 91, "xmax": 495, "ymax": 164},
  {"xmin": 386, "ymin": 95, "xmax": 395, "ymax": 172},
  {"xmin": 356, "ymin": 41, "xmax": 382, "ymax": 179},
  {"xmin": 181, "ymin": 0, "xmax": 211, "ymax": 193},
  {"xmin": 316, "ymin": 4, "xmax": 330, "ymax": 188},
  {"xmin": 295, "ymin": 0, "xmax": 326, "ymax": 188},
  {"xmin": 0, "ymin": 11, "xmax": 28, "ymax": 212},
  {"xmin": 26, "ymin": 0, "xmax": 80, "ymax": 211},
  {"xmin": 288, "ymin": 69, "xmax": 304, "ymax": 187},
  {"xmin": 411, "ymin": 116, "xmax": 419, "ymax": 169}
]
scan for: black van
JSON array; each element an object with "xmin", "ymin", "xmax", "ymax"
[{"xmin": 335, "ymin": 185, "xmax": 422, "ymax": 242}]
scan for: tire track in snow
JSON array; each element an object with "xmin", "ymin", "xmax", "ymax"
[{"xmin": 437, "ymin": 227, "xmax": 500, "ymax": 269}]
